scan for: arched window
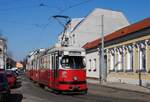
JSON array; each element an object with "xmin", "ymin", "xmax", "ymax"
[
  {"xmin": 139, "ymin": 43, "xmax": 146, "ymax": 71},
  {"xmin": 117, "ymin": 47, "xmax": 123, "ymax": 71},
  {"xmin": 110, "ymin": 49, "xmax": 115, "ymax": 71},
  {"xmin": 126, "ymin": 45, "xmax": 133, "ymax": 71}
]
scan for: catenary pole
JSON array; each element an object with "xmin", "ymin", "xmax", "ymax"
[{"xmin": 100, "ymin": 15, "xmax": 106, "ymax": 84}]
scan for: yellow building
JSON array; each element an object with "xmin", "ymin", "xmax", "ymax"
[
  {"xmin": 83, "ymin": 17, "xmax": 150, "ymax": 86},
  {"xmin": 16, "ymin": 62, "xmax": 23, "ymax": 68}
]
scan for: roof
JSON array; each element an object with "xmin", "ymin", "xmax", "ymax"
[
  {"xmin": 48, "ymin": 46, "xmax": 85, "ymax": 53},
  {"xmin": 71, "ymin": 8, "xmax": 129, "ymax": 34},
  {"xmin": 83, "ymin": 17, "xmax": 150, "ymax": 49}
]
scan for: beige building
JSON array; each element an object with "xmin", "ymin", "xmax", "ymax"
[
  {"xmin": 83, "ymin": 17, "xmax": 150, "ymax": 87},
  {"xmin": 58, "ymin": 8, "xmax": 129, "ymax": 47}
]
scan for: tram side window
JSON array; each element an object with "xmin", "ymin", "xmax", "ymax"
[
  {"xmin": 45, "ymin": 56, "xmax": 47, "ymax": 69},
  {"xmin": 56, "ymin": 55, "xmax": 59, "ymax": 69},
  {"xmin": 46, "ymin": 56, "xmax": 48, "ymax": 69},
  {"xmin": 42, "ymin": 57, "xmax": 44, "ymax": 68},
  {"xmin": 46, "ymin": 56, "xmax": 49, "ymax": 69},
  {"xmin": 41, "ymin": 58, "xmax": 43, "ymax": 68},
  {"xmin": 39, "ymin": 58, "xmax": 41, "ymax": 68},
  {"xmin": 40, "ymin": 58, "xmax": 42, "ymax": 68},
  {"xmin": 52, "ymin": 55, "xmax": 54, "ymax": 69},
  {"xmin": 51, "ymin": 53, "xmax": 59, "ymax": 69},
  {"xmin": 35, "ymin": 60, "xmax": 37, "ymax": 69},
  {"xmin": 31, "ymin": 61, "xmax": 33, "ymax": 69},
  {"xmin": 43, "ymin": 57, "xmax": 45, "ymax": 69},
  {"xmin": 49, "ymin": 55, "xmax": 51, "ymax": 69},
  {"xmin": 37, "ymin": 60, "xmax": 38, "ymax": 69}
]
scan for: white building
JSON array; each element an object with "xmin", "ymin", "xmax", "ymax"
[
  {"xmin": 58, "ymin": 18, "xmax": 84, "ymax": 46},
  {"xmin": 58, "ymin": 8, "xmax": 129, "ymax": 47},
  {"xmin": 0, "ymin": 37, "xmax": 7, "ymax": 69},
  {"xmin": 83, "ymin": 18, "xmax": 150, "ymax": 86}
]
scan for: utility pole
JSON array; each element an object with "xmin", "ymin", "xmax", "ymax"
[{"xmin": 100, "ymin": 15, "xmax": 106, "ymax": 84}]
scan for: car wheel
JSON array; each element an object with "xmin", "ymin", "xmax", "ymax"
[
  {"xmin": 0, "ymin": 95, "xmax": 3, "ymax": 102},
  {"xmin": 0, "ymin": 94, "xmax": 8, "ymax": 102}
]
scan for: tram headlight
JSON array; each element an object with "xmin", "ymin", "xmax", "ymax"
[
  {"xmin": 62, "ymin": 71, "xmax": 67, "ymax": 78},
  {"xmin": 73, "ymin": 76, "xmax": 78, "ymax": 81}
]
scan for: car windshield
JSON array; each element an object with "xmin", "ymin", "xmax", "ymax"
[
  {"xmin": 0, "ymin": 74, "xmax": 6, "ymax": 83},
  {"xmin": 6, "ymin": 70, "xmax": 17, "ymax": 76},
  {"xmin": 61, "ymin": 56, "xmax": 86, "ymax": 69}
]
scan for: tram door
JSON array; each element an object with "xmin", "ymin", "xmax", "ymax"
[{"xmin": 51, "ymin": 52, "xmax": 59, "ymax": 88}]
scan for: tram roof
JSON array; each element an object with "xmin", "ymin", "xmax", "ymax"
[{"xmin": 47, "ymin": 46, "xmax": 85, "ymax": 53}]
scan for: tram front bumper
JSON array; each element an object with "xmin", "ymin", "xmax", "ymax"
[{"xmin": 69, "ymin": 86, "xmax": 79, "ymax": 91}]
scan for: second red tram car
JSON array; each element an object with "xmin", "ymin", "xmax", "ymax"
[{"xmin": 26, "ymin": 46, "xmax": 87, "ymax": 94}]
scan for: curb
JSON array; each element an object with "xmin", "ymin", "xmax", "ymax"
[{"xmin": 88, "ymin": 82, "xmax": 150, "ymax": 95}]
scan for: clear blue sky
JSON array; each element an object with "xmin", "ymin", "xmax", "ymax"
[{"xmin": 0, "ymin": 0, "xmax": 149, "ymax": 61}]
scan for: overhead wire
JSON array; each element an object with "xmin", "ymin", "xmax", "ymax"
[
  {"xmin": 0, "ymin": 19, "xmax": 45, "ymax": 28},
  {"xmin": 36, "ymin": 17, "xmax": 54, "ymax": 48},
  {"xmin": 0, "ymin": 2, "xmax": 56, "ymax": 12},
  {"xmin": 0, "ymin": 5, "xmax": 39, "ymax": 11},
  {"xmin": 59, "ymin": 0, "xmax": 94, "ymax": 14},
  {"xmin": 0, "ymin": 0, "xmax": 94, "ymax": 48}
]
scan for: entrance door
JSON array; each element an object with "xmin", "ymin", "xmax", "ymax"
[{"xmin": 52, "ymin": 52, "xmax": 59, "ymax": 89}]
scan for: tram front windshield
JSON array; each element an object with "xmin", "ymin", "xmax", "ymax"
[{"xmin": 61, "ymin": 56, "xmax": 85, "ymax": 69}]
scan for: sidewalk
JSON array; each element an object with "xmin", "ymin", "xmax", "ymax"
[{"xmin": 87, "ymin": 79, "xmax": 150, "ymax": 95}]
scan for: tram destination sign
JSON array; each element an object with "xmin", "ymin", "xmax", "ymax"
[{"xmin": 69, "ymin": 51, "xmax": 81, "ymax": 56}]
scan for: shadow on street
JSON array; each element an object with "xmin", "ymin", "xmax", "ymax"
[
  {"xmin": 7, "ymin": 93, "xmax": 23, "ymax": 102},
  {"xmin": 11, "ymin": 82, "xmax": 22, "ymax": 89},
  {"xmin": 7, "ymin": 80, "xmax": 23, "ymax": 102}
]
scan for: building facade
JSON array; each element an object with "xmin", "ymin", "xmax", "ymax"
[
  {"xmin": 83, "ymin": 17, "xmax": 150, "ymax": 86},
  {"xmin": 58, "ymin": 18, "xmax": 84, "ymax": 46},
  {"xmin": 0, "ymin": 37, "xmax": 7, "ymax": 69},
  {"xmin": 58, "ymin": 8, "xmax": 129, "ymax": 47}
]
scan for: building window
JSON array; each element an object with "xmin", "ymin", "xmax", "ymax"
[
  {"xmin": 139, "ymin": 48, "xmax": 146, "ymax": 71},
  {"xmin": 73, "ymin": 34, "xmax": 75, "ymax": 44},
  {"xmin": 121, "ymin": 52, "xmax": 124, "ymax": 70},
  {"xmin": 88, "ymin": 59, "xmax": 91, "ymax": 71},
  {"xmin": 117, "ymin": 51, "xmax": 122, "ymax": 71},
  {"xmin": 110, "ymin": 50, "xmax": 115, "ymax": 71},
  {"xmin": 0, "ymin": 48, "xmax": 2, "ymax": 54},
  {"xmin": 93, "ymin": 59, "xmax": 96, "ymax": 71},
  {"xmin": 126, "ymin": 46, "xmax": 133, "ymax": 71}
]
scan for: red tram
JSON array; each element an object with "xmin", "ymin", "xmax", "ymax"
[{"xmin": 26, "ymin": 46, "xmax": 87, "ymax": 94}]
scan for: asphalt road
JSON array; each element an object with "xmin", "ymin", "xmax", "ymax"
[{"xmin": 6, "ymin": 76, "xmax": 150, "ymax": 102}]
